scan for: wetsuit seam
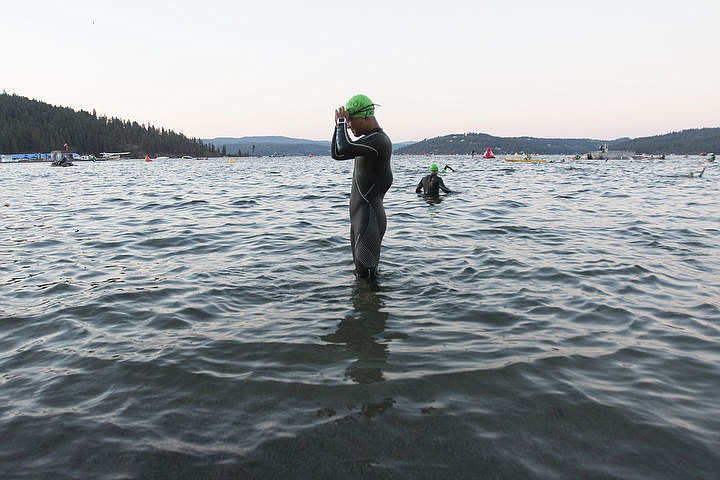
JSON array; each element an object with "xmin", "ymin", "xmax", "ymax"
[
  {"xmin": 356, "ymin": 179, "xmax": 376, "ymax": 203},
  {"xmin": 338, "ymin": 126, "xmax": 380, "ymax": 157},
  {"xmin": 331, "ymin": 120, "xmax": 392, "ymax": 276}
]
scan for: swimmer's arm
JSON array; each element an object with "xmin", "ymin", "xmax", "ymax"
[
  {"xmin": 331, "ymin": 129, "xmax": 352, "ymax": 160},
  {"xmin": 415, "ymin": 178, "xmax": 423, "ymax": 193},
  {"xmin": 439, "ymin": 177, "xmax": 452, "ymax": 193},
  {"xmin": 331, "ymin": 109, "xmax": 353, "ymax": 160},
  {"xmin": 333, "ymin": 119, "xmax": 380, "ymax": 158}
]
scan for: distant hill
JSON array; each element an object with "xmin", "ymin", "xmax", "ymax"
[
  {"xmin": 609, "ymin": 128, "xmax": 720, "ymax": 154},
  {"xmin": 0, "ymin": 92, "xmax": 213, "ymax": 157},
  {"xmin": 205, "ymin": 136, "xmax": 329, "ymax": 156},
  {"xmin": 395, "ymin": 133, "xmax": 603, "ymax": 155},
  {"xmin": 212, "ymin": 136, "xmax": 324, "ymax": 146},
  {"xmin": 204, "ymin": 136, "xmax": 417, "ymax": 156},
  {"xmin": 394, "ymin": 141, "xmax": 416, "ymax": 150},
  {"xmin": 397, "ymin": 129, "xmax": 720, "ymax": 155}
]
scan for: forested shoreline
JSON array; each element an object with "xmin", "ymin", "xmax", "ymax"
[
  {"xmin": 0, "ymin": 92, "xmax": 216, "ymax": 157},
  {"xmin": 3, "ymin": 92, "xmax": 717, "ymax": 157}
]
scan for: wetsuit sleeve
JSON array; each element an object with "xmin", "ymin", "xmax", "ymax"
[
  {"xmin": 439, "ymin": 177, "xmax": 451, "ymax": 193},
  {"xmin": 331, "ymin": 127, "xmax": 352, "ymax": 160},
  {"xmin": 416, "ymin": 178, "xmax": 424, "ymax": 193},
  {"xmin": 332, "ymin": 121, "xmax": 383, "ymax": 159}
]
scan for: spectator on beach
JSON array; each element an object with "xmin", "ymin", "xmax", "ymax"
[{"xmin": 416, "ymin": 163, "xmax": 452, "ymax": 196}]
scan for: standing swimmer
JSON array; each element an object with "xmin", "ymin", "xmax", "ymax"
[
  {"xmin": 332, "ymin": 94, "xmax": 393, "ymax": 281},
  {"xmin": 416, "ymin": 163, "xmax": 452, "ymax": 195}
]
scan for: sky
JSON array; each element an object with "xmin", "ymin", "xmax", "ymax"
[{"xmin": 2, "ymin": 0, "xmax": 719, "ymax": 142}]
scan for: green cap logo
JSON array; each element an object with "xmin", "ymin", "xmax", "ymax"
[{"xmin": 345, "ymin": 94, "xmax": 376, "ymax": 118}]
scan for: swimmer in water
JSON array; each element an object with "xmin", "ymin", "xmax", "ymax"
[
  {"xmin": 416, "ymin": 163, "xmax": 452, "ymax": 196},
  {"xmin": 688, "ymin": 166, "xmax": 706, "ymax": 178},
  {"xmin": 332, "ymin": 94, "xmax": 393, "ymax": 281}
]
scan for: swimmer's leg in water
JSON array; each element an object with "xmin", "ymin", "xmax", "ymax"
[
  {"xmin": 351, "ymin": 227, "xmax": 376, "ymax": 280},
  {"xmin": 350, "ymin": 197, "xmax": 386, "ymax": 280}
]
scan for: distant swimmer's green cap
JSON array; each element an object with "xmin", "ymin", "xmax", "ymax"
[
  {"xmin": 430, "ymin": 163, "xmax": 439, "ymax": 172},
  {"xmin": 346, "ymin": 94, "xmax": 376, "ymax": 118}
]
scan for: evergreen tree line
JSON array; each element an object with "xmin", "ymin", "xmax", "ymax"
[{"xmin": 0, "ymin": 92, "xmax": 217, "ymax": 157}]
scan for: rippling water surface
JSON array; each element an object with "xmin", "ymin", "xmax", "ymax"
[{"xmin": 2, "ymin": 155, "xmax": 719, "ymax": 479}]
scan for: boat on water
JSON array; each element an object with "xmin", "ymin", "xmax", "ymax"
[
  {"xmin": 50, "ymin": 150, "xmax": 75, "ymax": 167},
  {"xmin": 504, "ymin": 153, "xmax": 546, "ymax": 163},
  {"xmin": 586, "ymin": 144, "xmax": 634, "ymax": 160},
  {"xmin": 631, "ymin": 153, "xmax": 666, "ymax": 160},
  {"xmin": 483, "ymin": 148, "xmax": 495, "ymax": 159},
  {"xmin": 1, "ymin": 153, "xmax": 51, "ymax": 163},
  {"xmin": 505, "ymin": 157, "xmax": 547, "ymax": 163},
  {"xmin": 99, "ymin": 152, "xmax": 130, "ymax": 160}
]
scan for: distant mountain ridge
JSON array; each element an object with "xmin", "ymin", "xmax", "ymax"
[
  {"xmin": 396, "ymin": 128, "xmax": 720, "ymax": 155},
  {"xmin": 396, "ymin": 133, "xmax": 601, "ymax": 155},
  {"xmin": 204, "ymin": 136, "xmax": 329, "ymax": 156},
  {"xmin": 609, "ymin": 128, "xmax": 720, "ymax": 154},
  {"xmin": 204, "ymin": 136, "xmax": 416, "ymax": 156},
  {"xmin": 210, "ymin": 136, "xmax": 328, "ymax": 146}
]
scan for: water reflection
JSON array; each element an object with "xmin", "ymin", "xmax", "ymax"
[
  {"xmin": 417, "ymin": 193, "xmax": 445, "ymax": 205},
  {"xmin": 322, "ymin": 281, "xmax": 389, "ymax": 384}
]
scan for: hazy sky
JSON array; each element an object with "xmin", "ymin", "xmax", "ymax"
[{"xmin": 2, "ymin": 0, "xmax": 718, "ymax": 141}]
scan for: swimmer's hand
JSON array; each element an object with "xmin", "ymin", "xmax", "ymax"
[{"xmin": 335, "ymin": 106, "xmax": 349, "ymax": 125}]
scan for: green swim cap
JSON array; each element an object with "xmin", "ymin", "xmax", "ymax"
[
  {"xmin": 430, "ymin": 163, "xmax": 439, "ymax": 172},
  {"xmin": 346, "ymin": 94, "xmax": 375, "ymax": 118}
]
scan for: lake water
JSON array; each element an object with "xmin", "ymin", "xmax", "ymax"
[{"xmin": 1, "ymin": 155, "xmax": 719, "ymax": 479}]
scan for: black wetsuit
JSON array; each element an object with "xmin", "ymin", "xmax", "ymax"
[
  {"xmin": 416, "ymin": 173, "xmax": 451, "ymax": 195},
  {"xmin": 332, "ymin": 121, "xmax": 393, "ymax": 279}
]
